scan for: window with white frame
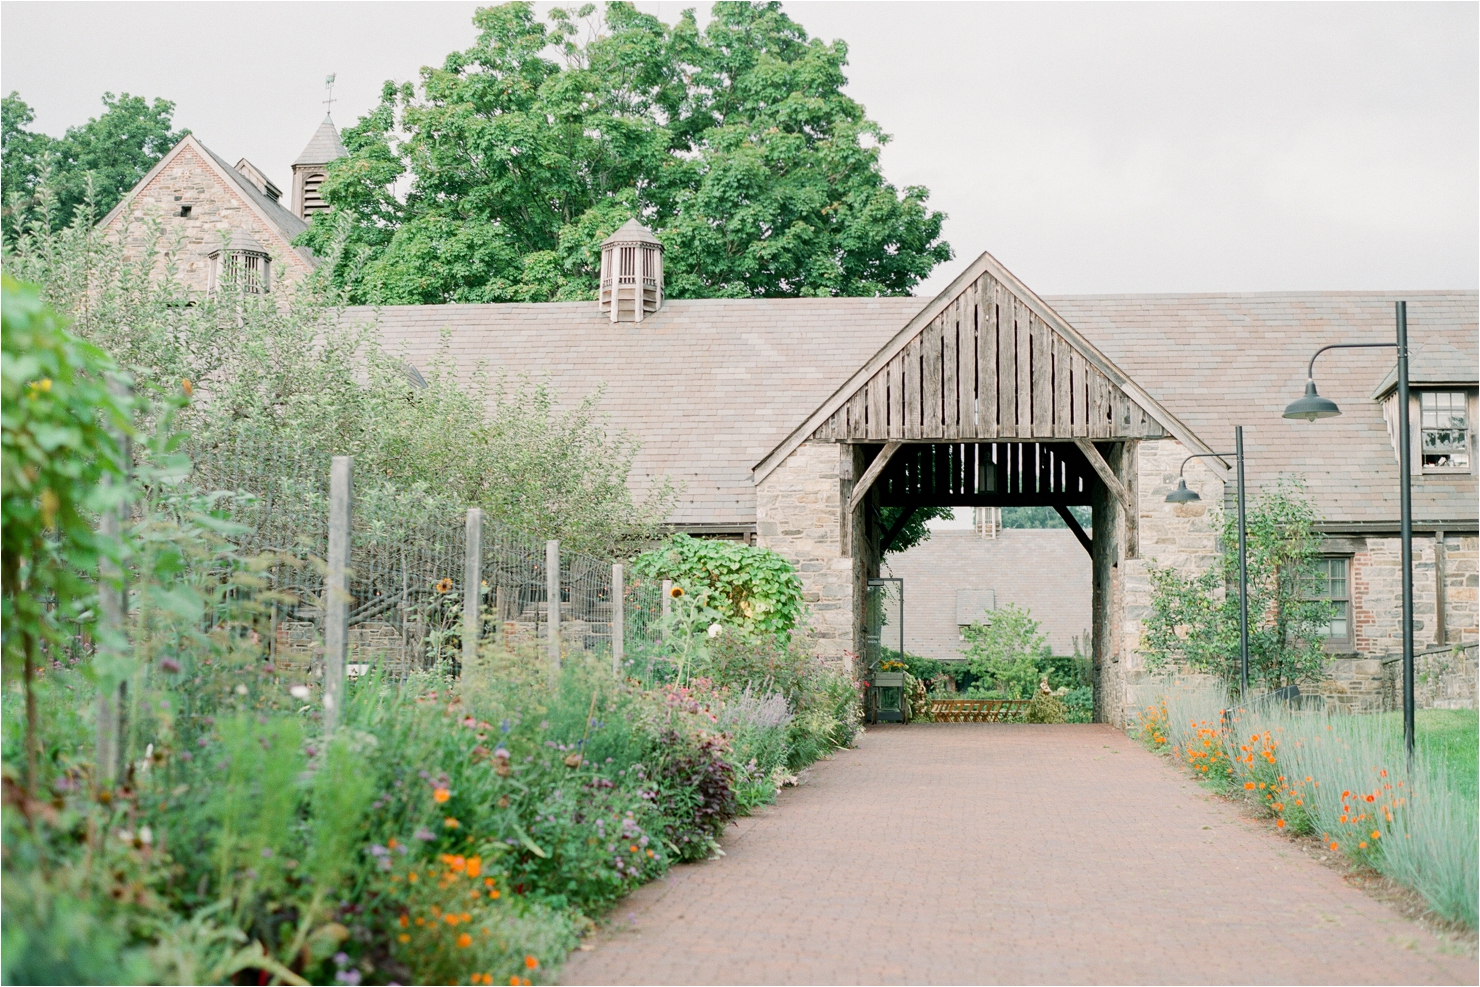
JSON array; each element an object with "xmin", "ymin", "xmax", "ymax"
[
  {"xmin": 1304, "ymin": 557, "xmax": 1351, "ymax": 648},
  {"xmin": 1420, "ymin": 391, "xmax": 1470, "ymax": 471}
]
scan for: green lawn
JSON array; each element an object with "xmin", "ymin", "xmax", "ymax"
[{"xmin": 1379, "ymin": 709, "xmax": 1479, "ymax": 801}]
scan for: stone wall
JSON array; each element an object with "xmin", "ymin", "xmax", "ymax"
[
  {"xmin": 1351, "ymin": 534, "xmax": 1479, "ymax": 654},
  {"xmin": 1382, "ymin": 644, "xmax": 1479, "ymax": 711},
  {"xmin": 102, "ymin": 141, "xmax": 313, "ymax": 294},
  {"xmin": 1117, "ymin": 438, "xmax": 1225, "ymax": 726},
  {"xmin": 755, "ymin": 440, "xmax": 855, "ymax": 657}
]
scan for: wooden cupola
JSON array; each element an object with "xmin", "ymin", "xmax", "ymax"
[
  {"xmin": 599, "ymin": 219, "xmax": 663, "ymax": 323},
  {"xmin": 292, "ymin": 115, "xmax": 348, "ymax": 221}
]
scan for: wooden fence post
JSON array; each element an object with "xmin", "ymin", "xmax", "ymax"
[
  {"xmin": 661, "ymin": 580, "xmax": 673, "ymax": 619},
  {"xmin": 546, "ymin": 539, "xmax": 561, "ymax": 676},
  {"xmin": 611, "ymin": 563, "xmax": 624, "ymax": 676},
  {"xmin": 463, "ymin": 508, "xmax": 483, "ymax": 667},
  {"xmin": 324, "ymin": 456, "xmax": 352, "ymax": 732},
  {"xmin": 96, "ymin": 492, "xmax": 126, "ymax": 786}
]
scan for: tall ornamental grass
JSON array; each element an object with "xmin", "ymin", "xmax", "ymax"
[{"xmin": 1134, "ymin": 679, "xmax": 1478, "ymax": 928}]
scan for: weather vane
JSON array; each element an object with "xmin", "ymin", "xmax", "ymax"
[{"xmin": 324, "ymin": 73, "xmax": 337, "ymax": 115}]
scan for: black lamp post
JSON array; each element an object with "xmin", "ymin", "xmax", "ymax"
[
  {"xmin": 1166, "ymin": 427, "xmax": 1249, "ymax": 697},
  {"xmin": 1283, "ymin": 301, "xmax": 1414, "ymax": 761}
]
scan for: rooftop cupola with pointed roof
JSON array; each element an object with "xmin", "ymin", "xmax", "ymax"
[
  {"xmin": 599, "ymin": 219, "xmax": 663, "ymax": 323},
  {"xmin": 292, "ymin": 115, "xmax": 348, "ymax": 220}
]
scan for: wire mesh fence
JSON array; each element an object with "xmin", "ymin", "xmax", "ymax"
[{"xmin": 173, "ymin": 431, "xmax": 661, "ymax": 679}]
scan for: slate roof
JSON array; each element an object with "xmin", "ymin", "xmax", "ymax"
[
  {"xmin": 348, "ymin": 297, "xmax": 928, "ymax": 526},
  {"xmin": 294, "ymin": 116, "xmax": 348, "ymax": 167},
  {"xmin": 198, "ymin": 143, "xmax": 312, "ymax": 261},
  {"xmin": 1046, "ymin": 291, "xmax": 1479, "ymax": 529},
  {"xmin": 357, "ymin": 288, "xmax": 1476, "ymax": 531}
]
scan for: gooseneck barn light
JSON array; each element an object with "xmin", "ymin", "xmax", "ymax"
[{"xmin": 1283, "ymin": 302, "xmax": 1414, "ymax": 762}]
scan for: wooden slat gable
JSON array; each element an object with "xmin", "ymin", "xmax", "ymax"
[{"xmin": 809, "ymin": 269, "xmax": 1168, "ymax": 444}]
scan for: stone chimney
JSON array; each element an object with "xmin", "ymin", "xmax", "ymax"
[{"xmin": 599, "ymin": 219, "xmax": 663, "ymax": 323}]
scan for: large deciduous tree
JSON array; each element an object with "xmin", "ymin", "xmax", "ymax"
[
  {"xmin": 1, "ymin": 91, "xmax": 185, "ymax": 242},
  {"xmin": 299, "ymin": 1, "xmax": 951, "ymax": 304}
]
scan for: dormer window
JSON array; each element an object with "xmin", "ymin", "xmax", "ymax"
[
  {"xmin": 208, "ymin": 244, "xmax": 271, "ymax": 295},
  {"xmin": 1420, "ymin": 391, "xmax": 1470, "ymax": 471}
]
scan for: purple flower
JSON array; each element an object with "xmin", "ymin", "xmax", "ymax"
[
  {"xmin": 197, "ymin": 737, "xmax": 209, "ymax": 748},
  {"xmin": 179, "ymin": 751, "xmax": 193, "ymax": 763},
  {"xmin": 369, "ymin": 844, "xmax": 388, "ymax": 858},
  {"xmin": 159, "ymin": 658, "xmax": 181, "ymax": 674},
  {"xmin": 500, "ymin": 719, "xmax": 511, "ymax": 734},
  {"xmin": 493, "ymin": 747, "xmax": 510, "ymax": 759},
  {"xmin": 335, "ymin": 969, "xmax": 362, "ymax": 985},
  {"xmin": 333, "ymin": 952, "xmax": 350, "ymax": 968},
  {"xmin": 413, "ymin": 827, "xmax": 434, "ymax": 841},
  {"xmin": 261, "ymin": 847, "xmax": 274, "ymax": 858}
]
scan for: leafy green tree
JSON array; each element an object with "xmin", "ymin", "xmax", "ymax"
[
  {"xmin": 1001, "ymin": 505, "xmax": 1090, "ymax": 529},
  {"xmin": 5, "ymin": 200, "xmax": 671, "ymax": 556},
  {"xmin": 1, "ymin": 91, "xmax": 185, "ymax": 242},
  {"xmin": 1141, "ymin": 483, "xmax": 1334, "ymax": 692},
  {"xmin": 878, "ymin": 504, "xmax": 954, "ymax": 555},
  {"xmin": 2, "ymin": 94, "xmax": 53, "ymax": 241},
  {"xmin": 960, "ymin": 603, "xmax": 1052, "ymax": 699},
  {"xmin": 1, "ymin": 273, "xmax": 133, "ymax": 785},
  {"xmin": 299, "ymin": 1, "xmax": 951, "ymax": 304}
]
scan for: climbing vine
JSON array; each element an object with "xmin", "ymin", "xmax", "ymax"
[{"xmin": 632, "ymin": 534, "xmax": 804, "ymax": 637}]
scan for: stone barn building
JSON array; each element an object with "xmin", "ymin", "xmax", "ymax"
[
  {"xmin": 109, "ymin": 132, "xmax": 1479, "ymax": 727},
  {"xmin": 99, "ymin": 119, "xmax": 346, "ymax": 293}
]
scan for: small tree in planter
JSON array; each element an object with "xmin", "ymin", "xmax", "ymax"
[{"xmin": 1141, "ymin": 481, "xmax": 1335, "ymax": 694}]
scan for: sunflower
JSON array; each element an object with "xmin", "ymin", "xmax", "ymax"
[
  {"xmin": 669, "ymin": 585, "xmax": 685, "ymax": 598},
  {"xmin": 435, "ymin": 577, "xmax": 454, "ymax": 594}
]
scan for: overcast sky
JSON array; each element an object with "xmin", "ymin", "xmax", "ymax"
[{"xmin": 3, "ymin": 1, "xmax": 1475, "ymax": 297}]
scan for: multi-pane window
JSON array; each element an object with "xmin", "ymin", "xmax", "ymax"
[
  {"xmin": 1420, "ymin": 391, "xmax": 1470, "ymax": 470},
  {"xmin": 1305, "ymin": 557, "xmax": 1351, "ymax": 647}
]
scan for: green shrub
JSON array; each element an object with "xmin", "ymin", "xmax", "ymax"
[{"xmin": 633, "ymin": 534, "xmax": 804, "ymax": 637}]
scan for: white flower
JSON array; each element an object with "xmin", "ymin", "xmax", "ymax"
[
  {"xmin": 290, "ymin": 685, "xmax": 311, "ymax": 700},
  {"xmin": 235, "ymin": 684, "xmax": 248, "ymax": 696},
  {"xmin": 707, "ymin": 623, "xmax": 723, "ymax": 638}
]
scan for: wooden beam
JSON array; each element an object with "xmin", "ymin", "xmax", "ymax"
[
  {"xmin": 1055, "ymin": 505, "xmax": 1093, "ymax": 557},
  {"xmin": 848, "ymin": 442, "xmax": 903, "ymax": 514},
  {"xmin": 1073, "ymin": 439, "xmax": 1137, "ymax": 560}
]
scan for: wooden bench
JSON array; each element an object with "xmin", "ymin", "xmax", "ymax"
[{"xmin": 928, "ymin": 698, "xmax": 1032, "ymax": 723}]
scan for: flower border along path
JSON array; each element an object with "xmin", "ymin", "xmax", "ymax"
[{"xmin": 559, "ymin": 724, "xmax": 1476, "ymax": 986}]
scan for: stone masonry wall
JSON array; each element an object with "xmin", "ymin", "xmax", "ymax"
[
  {"xmin": 1119, "ymin": 438, "xmax": 1225, "ymax": 724},
  {"xmin": 102, "ymin": 142, "xmax": 312, "ymax": 294},
  {"xmin": 756, "ymin": 440, "xmax": 854, "ymax": 658}
]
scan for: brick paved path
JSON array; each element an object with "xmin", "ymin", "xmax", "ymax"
[{"xmin": 560, "ymin": 724, "xmax": 1477, "ymax": 985}]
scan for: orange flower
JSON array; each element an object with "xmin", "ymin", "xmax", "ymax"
[
  {"xmin": 1275, "ymin": 819, "xmax": 1285, "ymax": 828},
  {"xmin": 1358, "ymin": 841, "xmax": 1368, "ymax": 849},
  {"xmin": 181, "ymin": 378, "xmax": 193, "ymax": 397},
  {"xmin": 489, "ymin": 889, "xmax": 501, "ymax": 899},
  {"xmin": 1364, "ymin": 794, "xmax": 1375, "ymax": 803},
  {"xmin": 434, "ymin": 788, "xmax": 451, "ymax": 803},
  {"xmin": 397, "ymin": 933, "xmax": 410, "ymax": 943},
  {"xmin": 399, "ymin": 914, "xmax": 409, "ymax": 928},
  {"xmin": 445, "ymin": 817, "xmax": 460, "ymax": 828},
  {"xmin": 409, "ymin": 872, "xmax": 419, "ymax": 883},
  {"xmin": 509, "ymin": 978, "xmax": 521, "ymax": 986},
  {"xmin": 457, "ymin": 932, "xmax": 473, "ymax": 948},
  {"xmin": 525, "ymin": 956, "xmax": 539, "ymax": 970},
  {"xmin": 1370, "ymin": 830, "xmax": 1380, "ymax": 840},
  {"xmin": 466, "ymin": 856, "xmax": 481, "ymax": 878},
  {"xmin": 1329, "ymin": 842, "xmax": 1339, "ymax": 851},
  {"xmin": 437, "ymin": 577, "xmax": 454, "ymax": 594}
]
